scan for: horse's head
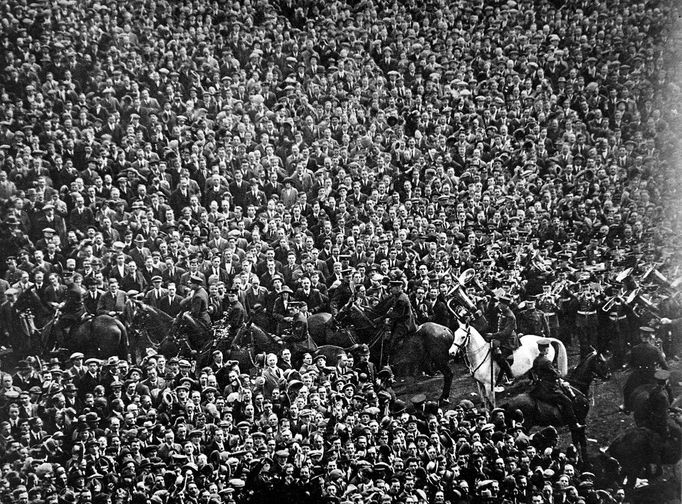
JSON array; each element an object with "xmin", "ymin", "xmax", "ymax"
[
  {"xmin": 448, "ymin": 325, "xmax": 471, "ymax": 358},
  {"xmin": 336, "ymin": 301, "xmax": 353, "ymax": 322},
  {"xmin": 14, "ymin": 287, "xmax": 39, "ymax": 313},
  {"xmin": 579, "ymin": 348, "xmax": 612, "ymax": 381},
  {"xmin": 593, "ymin": 351, "xmax": 612, "ymax": 380}
]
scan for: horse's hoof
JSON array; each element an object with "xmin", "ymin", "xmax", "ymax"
[{"xmin": 439, "ymin": 398, "xmax": 450, "ymax": 405}]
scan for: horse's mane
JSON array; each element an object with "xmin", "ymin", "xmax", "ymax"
[
  {"xmin": 138, "ymin": 303, "xmax": 174, "ymax": 324},
  {"xmin": 569, "ymin": 350, "xmax": 597, "ymax": 377}
]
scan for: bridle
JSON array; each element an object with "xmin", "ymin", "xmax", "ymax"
[{"xmin": 451, "ymin": 326, "xmax": 492, "ymax": 378}]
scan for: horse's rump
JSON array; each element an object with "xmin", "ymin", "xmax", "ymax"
[
  {"xmin": 505, "ymin": 393, "xmax": 563, "ymax": 424},
  {"xmin": 413, "ymin": 323, "xmax": 454, "ymax": 355},
  {"xmin": 504, "ymin": 389, "xmax": 587, "ymax": 426},
  {"xmin": 315, "ymin": 345, "xmax": 353, "ymax": 363},
  {"xmin": 608, "ymin": 420, "xmax": 682, "ymax": 469},
  {"xmin": 630, "ymin": 384, "xmax": 658, "ymax": 427},
  {"xmin": 308, "ymin": 312, "xmax": 332, "ymax": 337}
]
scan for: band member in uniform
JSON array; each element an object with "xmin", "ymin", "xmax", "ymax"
[
  {"xmin": 575, "ymin": 280, "xmax": 599, "ymax": 358},
  {"xmin": 538, "ymin": 285, "xmax": 560, "ymax": 340},
  {"xmin": 601, "ymin": 286, "xmax": 632, "ymax": 367},
  {"xmin": 517, "ymin": 297, "xmax": 549, "ymax": 336}
]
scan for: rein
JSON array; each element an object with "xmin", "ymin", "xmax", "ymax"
[{"xmin": 453, "ymin": 327, "xmax": 492, "ymax": 377}]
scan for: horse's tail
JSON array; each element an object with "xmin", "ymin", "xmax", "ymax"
[{"xmin": 551, "ymin": 339, "xmax": 568, "ymax": 376}]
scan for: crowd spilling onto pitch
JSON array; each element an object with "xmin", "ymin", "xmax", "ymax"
[{"xmin": 0, "ymin": 0, "xmax": 681, "ymax": 503}]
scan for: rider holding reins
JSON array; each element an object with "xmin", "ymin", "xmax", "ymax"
[{"xmin": 530, "ymin": 338, "xmax": 584, "ymax": 430}]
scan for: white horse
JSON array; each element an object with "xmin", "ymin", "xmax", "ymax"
[{"xmin": 448, "ymin": 324, "xmax": 568, "ymax": 404}]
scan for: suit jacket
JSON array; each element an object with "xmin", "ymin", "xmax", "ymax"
[
  {"xmin": 84, "ymin": 290, "xmax": 102, "ymax": 315},
  {"xmin": 385, "ymin": 292, "xmax": 417, "ymax": 333},
  {"xmin": 107, "ymin": 264, "xmax": 129, "ymax": 283},
  {"xmin": 44, "ymin": 284, "xmax": 67, "ymax": 307},
  {"xmin": 77, "ymin": 372, "xmax": 100, "ymax": 398},
  {"xmin": 159, "ymin": 294, "xmax": 183, "ymax": 317},
  {"xmin": 282, "ymin": 263, "xmax": 303, "ymax": 290},
  {"xmin": 169, "ymin": 188, "xmax": 192, "ymax": 214},
  {"xmin": 69, "ymin": 207, "xmax": 96, "ymax": 233},
  {"xmin": 244, "ymin": 189, "xmax": 267, "ymax": 209},
  {"xmin": 179, "ymin": 271, "xmax": 205, "ymax": 293},
  {"xmin": 243, "ymin": 286, "xmax": 268, "ymax": 313},
  {"xmin": 97, "ymin": 290, "xmax": 128, "ymax": 315},
  {"xmin": 228, "ymin": 181, "xmax": 249, "ymax": 209},
  {"xmin": 203, "ymin": 267, "xmax": 231, "ymax": 285},
  {"xmin": 162, "ymin": 266, "xmax": 186, "ymax": 288},
  {"xmin": 182, "ymin": 287, "xmax": 210, "ymax": 325},
  {"xmin": 129, "ymin": 247, "xmax": 152, "ymax": 269},
  {"xmin": 144, "ymin": 287, "xmax": 168, "ymax": 308},
  {"xmin": 121, "ymin": 271, "xmax": 147, "ymax": 292},
  {"xmin": 140, "ymin": 266, "xmax": 162, "ymax": 285},
  {"xmin": 294, "ymin": 288, "xmax": 327, "ymax": 314}
]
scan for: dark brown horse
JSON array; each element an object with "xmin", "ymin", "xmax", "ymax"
[
  {"xmin": 11, "ymin": 286, "xmax": 50, "ymax": 355},
  {"xmin": 308, "ymin": 312, "xmax": 359, "ymax": 347},
  {"xmin": 503, "ymin": 386, "xmax": 590, "ymax": 460},
  {"xmin": 336, "ymin": 303, "xmax": 456, "ymax": 402},
  {"xmin": 602, "ymin": 419, "xmax": 682, "ymax": 496},
  {"xmin": 233, "ymin": 323, "xmax": 318, "ymax": 368},
  {"xmin": 500, "ymin": 350, "xmax": 611, "ymax": 460},
  {"xmin": 130, "ymin": 303, "xmax": 213, "ymax": 359},
  {"xmin": 130, "ymin": 303, "xmax": 186, "ymax": 360},
  {"xmin": 313, "ymin": 344, "xmax": 360, "ymax": 363},
  {"xmin": 14, "ymin": 287, "xmax": 128, "ymax": 359},
  {"xmin": 628, "ymin": 383, "xmax": 676, "ymax": 430}
]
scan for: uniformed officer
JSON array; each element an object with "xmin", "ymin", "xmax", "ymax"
[
  {"xmin": 382, "ymin": 279, "xmax": 417, "ymax": 356},
  {"xmin": 285, "ymin": 301, "xmax": 309, "ymax": 342},
  {"xmin": 537, "ymin": 285, "xmax": 560, "ymax": 339},
  {"xmin": 517, "ymin": 297, "xmax": 549, "ymax": 336},
  {"xmin": 530, "ymin": 339, "xmax": 584, "ymax": 430},
  {"xmin": 601, "ymin": 287, "xmax": 632, "ymax": 367},
  {"xmin": 575, "ymin": 280, "xmax": 599, "ymax": 358},
  {"xmin": 366, "ymin": 272, "xmax": 388, "ymax": 307},
  {"xmin": 224, "ymin": 288, "xmax": 246, "ymax": 340},
  {"xmin": 647, "ymin": 369, "xmax": 673, "ymax": 470},
  {"xmin": 556, "ymin": 279, "xmax": 577, "ymax": 346},
  {"xmin": 484, "ymin": 295, "xmax": 517, "ymax": 391},
  {"xmin": 621, "ymin": 326, "xmax": 668, "ymax": 413},
  {"xmin": 647, "ymin": 369, "xmax": 671, "ymax": 437},
  {"xmin": 181, "ymin": 275, "xmax": 211, "ymax": 332},
  {"xmin": 330, "ymin": 268, "xmax": 355, "ymax": 319},
  {"xmin": 53, "ymin": 273, "xmax": 86, "ymax": 346}
]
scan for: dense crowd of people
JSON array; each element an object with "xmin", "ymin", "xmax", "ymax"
[{"xmin": 0, "ymin": 0, "xmax": 681, "ymax": 502}]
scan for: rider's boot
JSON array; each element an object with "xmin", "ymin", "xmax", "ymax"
[{"xmin": 495, "ymin": 359, "xmax": 514, "ymax": 391}]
